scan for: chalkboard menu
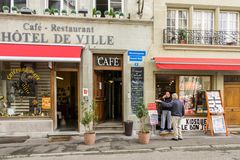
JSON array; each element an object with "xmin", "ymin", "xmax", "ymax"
[{"xmin": 131, "ymin": 67, "xmax": 144, "ymax": 114}]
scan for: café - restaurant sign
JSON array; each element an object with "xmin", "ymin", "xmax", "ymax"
[{"xmin": 0, "ymin": 22, "xmax": 114, "ymax": 46}]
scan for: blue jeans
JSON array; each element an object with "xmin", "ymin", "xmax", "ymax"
[{"xmin": 161, "ymin": 110, "xmax": 172, "ymax": 130}]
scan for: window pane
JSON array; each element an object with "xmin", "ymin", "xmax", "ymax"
[
  {"xmin": 49, "ymin": 0, "xmax": 60, "ymax": 10},
  {"xmin": 179, "ymin": 76, "xmax": 211, "ymax": 115},
  {"xmin": 110, "ymin": 0, "xmax": 122, "ymax": 12},
  {"xmin": 96, "ymin": 0, "xmax": 108, "ymax": 16},
  {"xmin": 0, "ymin": 62, "xmax": 51, "ymax": 117},
  {"xmin": 63, "ymin": 0, "xmax": 76, "ymax": 13},
  {"xmin": 0, "ymin": 0, "xmax": 10, "ymax": 12},
  {"xmin": 14, "ymin": 0, "xmax": 26, "ymax": 9}
]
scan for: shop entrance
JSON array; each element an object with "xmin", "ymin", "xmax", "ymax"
[
  {"xmin": 155, "ymin": 75, "xmax": 176, "ymax": 129},
  {"xmin": 224, "ymin": 84, "xmax": 240, "ymax": 126},
  {"xmin": 56, "ymin": 71, "xmax": 78, "ymax": 131},
  {"xmin": 94, "ymin": 70, "xmax": 122, "ymax": 122}
]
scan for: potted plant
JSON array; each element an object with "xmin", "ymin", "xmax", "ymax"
[
  {"xmin": 61, "ymin": 9, "xmax": 67, "ymax": 16},
  {"xmin": 11, "ymin": 6, "xmax": 18, "ymax": 14},
  {"xmin": 92, "ymin": 8, "xmax": 96, "ymax": 17},
  {"xmin": 104, "ymin": 10, "xmax": 109, "ymax": 18},
  {"xmin": 178, "ymin": 29, "xmax": 187, "ymax": 44},
  {"xmin": 81, "ymin": 101, "xmax": 97, "ymax": 145},
  {"xmin": 108, "ymin": 8, "xmax": 114, "ymax": 18},
  {"xmin": 53, "ymin": 9, "xmax": 59, "ymax": 15},
  {"xmin": 44, "ymin": 8, "xmax": 50, "ymax": 15},
  {"xmin": 119, "ymin": 12, "xmax": 124, "ymax": 19},
  {"xmin": 70, "ymin": 10, "xmax": 76, "ymax": 16},
  {"xmin": 96, "ymin": 10, "xmax": 101, "ymax": 18},
  {"xmin": 2, "ymin": 6, "xmax": 9, "ymax": 13},
  {"xmin": 114, "ymin": 11, "xmax": 120, "ymax": 18},
  {"xmin": 136, "ymin": 100, "xmax": 150, "ymax": 144}
]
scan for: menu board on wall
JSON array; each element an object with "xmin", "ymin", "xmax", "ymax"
[
  {"xmin": 206, "ymin": 91, "xmax": 224, "ymax": 114},
  {"xmin": 131, "ymin": 67, "xmax": 144, "ymax": 114}
]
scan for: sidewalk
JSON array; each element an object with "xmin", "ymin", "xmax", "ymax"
[{"xmin": 0, "ymin": 131, "xmax": 240, "ymax": 159}]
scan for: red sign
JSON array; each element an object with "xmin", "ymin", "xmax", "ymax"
[
  {"xmin": 148, "ymin": 103, "xmax": 156, "ymax": 110},
  {"xmin": 83, "ymin": 88, "xmax": 88, "ymax": 96}
]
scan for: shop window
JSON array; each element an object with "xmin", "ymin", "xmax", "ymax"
[
  {"xmin": 179, "ymin": 76, "xmax": 211, "ymax": 115},
  {"xmin": 0, "ymin": 62, "xmax": 51, "ymax": 118},
  {"xmin": 48, "ymin": 0, "xmax": 78, "ymax": 14},
  {"xmin": 95, "ymin": 0, "xmax": 124, "ymax": 16}
]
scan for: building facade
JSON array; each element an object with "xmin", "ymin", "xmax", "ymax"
[
  {"xmin": 0, "ymin": 0, "xmax": 153, "ymax": 135},
  {"xmin": 146, "ymin": 0, "xmax": 240, "ymax": 131},
  {"xmin": 1, "ymin": 0, "xmax": 240, "ymax": 136}
]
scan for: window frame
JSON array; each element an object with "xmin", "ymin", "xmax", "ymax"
[
  {"xmin": 166, "ymin": 8, "xmax": 189, "ymax": 30},
  {"xmin": 9, "ymin": 0, "xmax": 29, "ymax": 12},
  {"xmin": 93, "ymin": 0, "xmax": 124, "ymax": 13},
  {"xmin": 46, "ymin": 0, "xmax": 78, "ymax": 15},
  {"xmin": 193, "ymin": 10, "xmax": 214, "ymax": 31},
  {"xmin": 219, "ymin": 11, "xmax": 239, "ymax": 32}
]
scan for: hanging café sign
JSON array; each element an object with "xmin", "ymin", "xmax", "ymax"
[{"xmin": 0, "ymin": 23, "xmax": 114, "ymax": 45}]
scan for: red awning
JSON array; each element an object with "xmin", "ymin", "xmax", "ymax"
[
  {"xmin": 0, "ymin": 43, "xmax": 83, "ymax": 62},
  {"xmin": 154, "ymin": 57, "xmax": 240, "ymax": 71}
]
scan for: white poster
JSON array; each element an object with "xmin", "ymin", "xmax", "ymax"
[{"xmin": 211, "ymin": 115, "xmax": 226, "ymax": 133}]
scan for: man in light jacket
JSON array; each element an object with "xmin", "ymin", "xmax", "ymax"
[{"xmin": 157, "ymin": 93, "xmax": 185, "ymax": 141}]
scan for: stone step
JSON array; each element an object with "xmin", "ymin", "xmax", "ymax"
[
  {"xmin": 47, "ymin": 131, "xmax": 81, "ymax": 137},
  {"xmin": 95, "ymin": 127, "xmax": 124, "ymax": 131},
  {"xmin": 95, "ymin": 130, "xmax": 125, "ymax": 135}
]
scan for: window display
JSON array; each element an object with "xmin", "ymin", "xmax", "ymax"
[
  {"xmin": 179, "ymin": 76, "xmax": 211, "ymax": 115},
  {"xmin": 0, "ymin": 62, "xmax": 51, "ymax": 118}
]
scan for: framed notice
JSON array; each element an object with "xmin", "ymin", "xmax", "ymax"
[
  {"xmin": 149, "ymin": 110, "xmax": 158, "ymax": 125},
  {"xmin": 211, "ymin": 115, "xmax": 226, "ymax": 133},
  {"xmin": 42, "ymin": 97, "xmax": 51, "ymax": 110}
]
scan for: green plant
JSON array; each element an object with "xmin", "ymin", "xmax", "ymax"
[
  {"xmin": 71, "ymin": 10, "xmax": 76, "ymax": 14},
  {"xmin": 96, "ymin": 10, "xmax": 101, "ymax": 15},
  {"xmin": 81, "ymin": 101, "xmax": 97, "ymax": 133},
  {"xmin": 61, "ymin": 9, "xmax": 67, "ymax": 14},
  {"xmin": 119, "ymin": 12, "xmax": 124, "ymax": 16},
  {"xmin": 104, "ymin": 10, "xmax": 109, "ymax": 16},
  {"xmin": 54, "ymin": 9, "xmax": 59, "ymax": 14},
  {"xmin": 114, "ymin": 11, "xmax": 120, "ymax": 15},
  {"xmin": 44, "ymin": 8, "xmax": 50, "ymax": 13},
  {"xmin": 92, "ymin": 8, "xmax": 96, "ymax": 16},
  {"xmin": 2, "ymin": 5, "xmax": 9, "ymax": 11},
  {"xmin": 12, "ymin": 6, "xmax": 18, "ymax": 11},
  {"xmin": 178, "ymin": 29, "xmax": 187, "ymax": 41},
  {"xmin": 109, "ymin": 8, "xmax": 114, "ymax": 16},
  {"xmin": 136, "ymin": 99, "xmax": 149, "ymax": 133}
]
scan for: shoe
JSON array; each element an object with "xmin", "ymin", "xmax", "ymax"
[
  {"xmin": 159, "ymin": 128, "xmax": 164, "ymax": 133},
  {"xmin": 168, "ymin": 129, "xmax": 173, "ymax": 133},
  {"xmin": 178, "ymin": 138, "xmax": 183, "ymax": 140},
  {"xmin": 171, "ymin": 138, "xmax": 178, "ymax": 141}
]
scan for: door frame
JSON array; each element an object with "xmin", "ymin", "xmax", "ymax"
[
  {"xmin": 52, "ymin": 64, "xmax": 80, "ymax": 131},
  {"xmin": 93, "ymin": 54, "xmax": 124, "ymax": 122}
]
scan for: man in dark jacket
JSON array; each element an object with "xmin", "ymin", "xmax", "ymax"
[
  {"xmin": 158, "ymin": 93, "xmax": 185, "ymax": 141},
  {"xmin": 160, "ymin": 91, "xmax": 172, "ymax": 133}
]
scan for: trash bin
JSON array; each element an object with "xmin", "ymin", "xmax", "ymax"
[{"xmin": 124, "ymin": 120, "xmax": 133, "ymax": 136}]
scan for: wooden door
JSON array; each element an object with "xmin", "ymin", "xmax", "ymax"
[
  {"xmin": 94, "ymin": 71, "xmax": 105, "ymax": 122},
  {"xmin": 224, "ymin": 84, "xmax": 240, "ymax": 126}
]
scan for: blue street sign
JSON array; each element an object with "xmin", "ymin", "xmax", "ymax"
[
  {"xmin": 129, "ymin": 56, "xmax": 143, "ymax": 62},
  {"xmin": 128, "ymin": 50, "xmax": 146, "ymax": 57}
]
